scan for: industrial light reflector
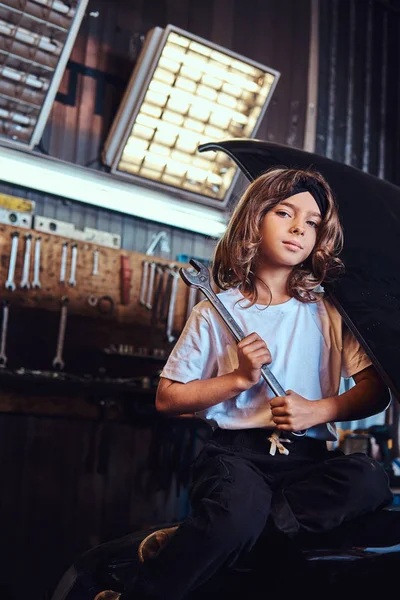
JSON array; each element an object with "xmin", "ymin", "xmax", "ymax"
[
  {"xmin": 103, "ymin": 25, "xmax": 280, "ymax": 209},
  {"xmin": 0, "ymin": 0, "xmax": 89, "ymax": 149}
]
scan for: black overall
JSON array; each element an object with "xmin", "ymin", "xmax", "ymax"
[{"xmin": 122, "ymin": 428, "xmax": 393, "ymax": 600}]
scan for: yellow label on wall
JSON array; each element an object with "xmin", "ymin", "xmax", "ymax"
[{"xmin": 0, "ymin": 193, "xmax": 35, "ymax": 213}]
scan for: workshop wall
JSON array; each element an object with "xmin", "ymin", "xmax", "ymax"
[
  {"xmin": 316, "ymin": 0, "xmax": 400, "ymax": 186},
  {"xmin": 0, "ymin": 220, "xmax": 206, "ymax": 374},
  {"xmin": 0, "ymin": 2, "xmax": 313, "ymax": 600}
]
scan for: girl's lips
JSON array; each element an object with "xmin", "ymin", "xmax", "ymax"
[{"xmin": 283, "ymin": 241, "xmax": 303, "ymax": 251}]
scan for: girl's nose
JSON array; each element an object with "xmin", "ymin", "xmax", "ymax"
[{"xmin": 291, "ymin": 224, "xmax": 305, "ymax": 235}]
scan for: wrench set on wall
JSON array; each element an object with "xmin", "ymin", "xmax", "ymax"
[
  {"xmin": 58, "ymin": 241, "xmax": 99, "ymax": 286},
  {"xmin": 5, "ymin": 232, "xmax": 42, "ymax": 290},
  {"xmin": 0, "ymin": 228, "xmax": 109, "ymax": 372},
  {"xmin": 3, "ymin": 231, "xmax": 98, "ymax": 291},
  {"xmin": 139, "ymin": 259, "xmax": 202, "ymax": 343},
  {"xmin": 0, "ymin": 223, "xmax": 211, "ymax": 376}
]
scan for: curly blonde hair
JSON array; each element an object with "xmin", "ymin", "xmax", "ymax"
[{"xmin": 212, "ymin": 167, "xmax": 344, "ymax": 304}]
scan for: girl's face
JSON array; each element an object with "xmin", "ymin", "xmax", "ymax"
[{"xmin": 258, "ymin": 191, "xmax": 321, "ymax": 268}]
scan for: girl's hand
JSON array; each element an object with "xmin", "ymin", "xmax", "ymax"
[
  {"xmin": 270, "ymin": 390, "xmax": 317, "ymax": 431},
  {"xmin": 235, "ymin": 332, "xmax": 272, "ymax": 389}
]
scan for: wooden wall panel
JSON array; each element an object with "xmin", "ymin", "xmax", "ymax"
[
  {"xmin": 0, "ymin": 223, "xmax": 190, "ymax": 324},
  {"xmin": 0, "ymin": 221, "xmax": 209, "ymax": 375}
]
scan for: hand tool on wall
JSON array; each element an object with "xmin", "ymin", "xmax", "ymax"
[
  {"xmin": 52, "ymin": 296, "xmax": 69, "ymax": 370},
  {"xmin": 179, "ymin": 259, "xmax": 306, "ymax": 444},
  {"xmin": 68, "ymin": 243, "xmax": 77, "ymax": 286},
  {"xmin": 145, "ymin": 261, "xmax": 156, "ymax": 310},
  {"xmin": 139, "ymin": 260, "xmax": 149, "ymax": 306},
  {"xmin": 159, "ymin": 265, "xmax": 174, "ymax": 322},
  {"xmin": 151, "ymin": 265, "xmax": 165, "ymax": 326},
  {"xmin": 120, "ymin": 255, "xmax": 132, "ymax": 305},
  {"xmin": 32, "ymin": 236, "xmax": 42, "ymax": 289},
  {"xmin": 5, "ymin": 231, "xmax": 19, "ymax": 291},
  {"xmin": 166, "ymin": 267, "xmax": 180, "ymax": 343},
  {"xmin": 19, "ymin": 233, "xmax": 32, "ymax": 289},
  {"xmin": 59, "ymin": 242, "xmax": 68, "ymax": 284},
  {"xmin": 145, "ymin": 231, "xmax": 170, "ymax": 256},
  {"xmin": 0, "ymin": 300, "xmax": 10, "ymax": 367},
  {"xmin": 92, "ymin": 249, "xmax": 99, "ymax": 275}
]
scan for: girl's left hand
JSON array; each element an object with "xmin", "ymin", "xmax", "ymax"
[{"xmin": 269, "ymin": 390, "xmax": 317, "ymax": 431}]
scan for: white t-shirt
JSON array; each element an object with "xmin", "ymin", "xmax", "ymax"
[{"xmin": 161, "ymin": 288, "xmax": 372, "ymax": 441}]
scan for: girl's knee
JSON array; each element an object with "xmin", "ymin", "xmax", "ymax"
[
  {"xmin": 210, "ymin": 504, "xmax": 268, "ymax": 549},
  {"xmin": 347, "ymin": 454, "xmax": 391, "ymax": 499}
]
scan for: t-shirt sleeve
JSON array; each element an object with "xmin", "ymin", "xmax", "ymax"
[
  {"xmin": 160, "ymin": 304, "xmax": 218, "ymax": 383},
  {"xmin": 341, "ymin": 324, "xmax": 373, "ymax": 379}
]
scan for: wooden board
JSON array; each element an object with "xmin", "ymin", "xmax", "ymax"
[{"xmin": 0, "ymin": 222, "xmax": 197, "ymax": 338}]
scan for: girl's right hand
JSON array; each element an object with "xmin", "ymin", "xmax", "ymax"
[{"xmin": 235, "ymin": 332, "xmax": 272, "ymax": 389}]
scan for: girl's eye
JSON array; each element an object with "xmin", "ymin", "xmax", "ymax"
[
  {"xmin": 276, "ymin": 210, "xmax": 291, "ymax": 217},
  {"xmin": 307, "ymin": 221, "xmax": 319, "ymax": 228}
]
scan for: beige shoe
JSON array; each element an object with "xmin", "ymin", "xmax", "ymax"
[
  {"xmin": 93, "ymin": 591, "xmax": 121, "ymax": 600},
  {"xmin": 138, "ymin": 526, "xmax": 179, "ymax": 563}
]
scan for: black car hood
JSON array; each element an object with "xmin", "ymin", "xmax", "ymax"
[{"xmin": 199, "ymin": 139, "xmax": 400, "ymax": 402}]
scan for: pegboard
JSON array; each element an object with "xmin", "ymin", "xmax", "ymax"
[{"xmin": 0, "ymin": 222, "xmax": 203, "ymax": 340}]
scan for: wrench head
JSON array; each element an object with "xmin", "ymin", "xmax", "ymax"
[{"xmin": 179, "ymin": 259, "xmax": 210, "ymax": 289}]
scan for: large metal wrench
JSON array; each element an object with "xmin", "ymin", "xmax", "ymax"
[{"xmin": 179, "ymin": 259, "xmax": 306, "ymax": 436}]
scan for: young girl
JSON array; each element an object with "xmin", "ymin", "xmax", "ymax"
[{"xmin": 97, "ymin": 167, "xmax": 392, "ymax": 600}]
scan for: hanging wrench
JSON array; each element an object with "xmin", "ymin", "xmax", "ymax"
[
  {"xmin": 20, "ymin": 234, "xmax": 32, "ymax": 289},
  {"xmin": 68, "ymin": 244, "xmax": 77, "ymax": 286},
  {"xmin": 32, "ymin": 236, "xmax": 42, "ymax": 289},
  {"xmin": 92, "ymin": 249, "xmax": 99, "ymax": 275},
  {"xmin": 5, "ymin": 232, "xmax": 19, "ymax": 291},
  {"xmin": 59, "ymin": 242, "xmax": 68, "ymax": 284},
  {"xmin": 52, "ymin": 296, "xmax": 69, "ymax": 370},
  {"xmin": 179, "ymin": 259, "xmax": 306, "ymax": 437},
  {"xmin": 139, "ymin": 260, "xmax": 149, "ymax": 306},
  {"xmin": 165, "ymin": 267, "xmax": 180, "ymax": 342},
  {"xmin": 145, "ymin": 261, "xmax": 156, "ymax": 309},
  {"xmin": 0, "ymin": 300, "xmax": 9, "ymax": 367},
  {"xmin": 151, "ymin": 265, "xmax": 165, "ymax": 326},
  {"xmin": 159, "ymin": 266, "xmax": 174, "ymax": 322}
]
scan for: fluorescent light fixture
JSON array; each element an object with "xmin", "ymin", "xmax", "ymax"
[
  {"xmin": 0, "ymin": 0, "xmax": 89, "ymax": 150},
  {"xmin": 0, "ymin": 145, "xmax": 227, "ymax": 237},
  {"xmin": 103, "ymin": 24, "xmax": 280, "ymax": 209}
]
